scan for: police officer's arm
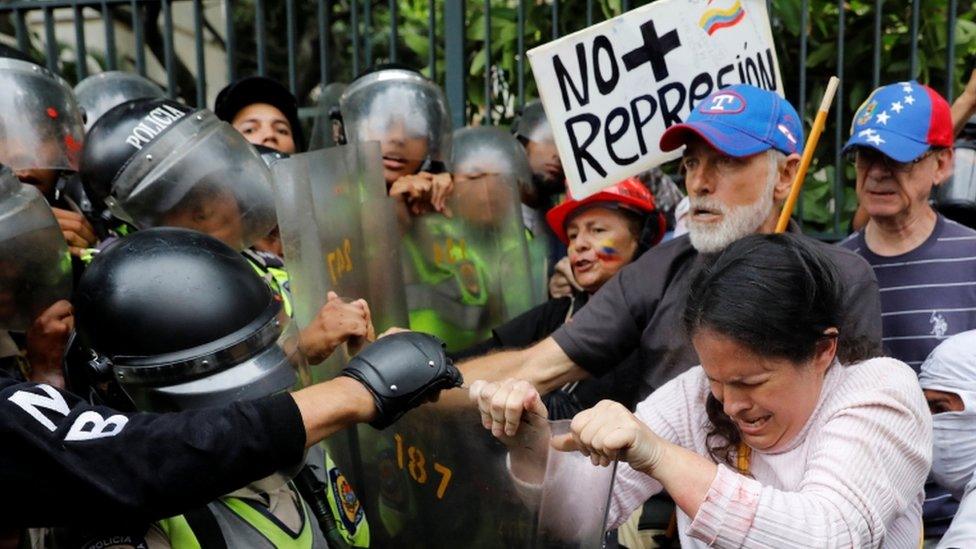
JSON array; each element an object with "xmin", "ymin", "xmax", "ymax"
[
  {"xmin": 1, "ymin": 372, "xmax": 308, "ymax": 528},
  {"xmin": 1, "ymin": 333, "xmax": 459, "ymax": 528},
  {"xmin": 292, "ymin": 376, "xmax": 376, "ymax": 446}
]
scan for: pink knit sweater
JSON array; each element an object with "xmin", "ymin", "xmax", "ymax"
[{"xmin": 612, "ymin": 357, "xmax": 932, "ymax": 548}]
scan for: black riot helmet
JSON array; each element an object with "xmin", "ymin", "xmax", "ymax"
[
  {"xmin": 78, "ymin": 98, "xmax": 277, "ymax": 250},
  {"xmin": 935, "ymin": 116, "xmax": 976, "ymax": 229},
  {"xmin": 70, "ymin": 227, "xmax": 306, "ymax": 412},
  {"xmin": 74, "ymin": 71, "xmax": 165, "ymax": 132}
]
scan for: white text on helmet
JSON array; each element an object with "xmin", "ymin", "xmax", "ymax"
[{"xmin": 124, "ymin": 104, "xmax": 188, "ymax": 151}]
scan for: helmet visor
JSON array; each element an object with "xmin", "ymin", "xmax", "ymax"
[
  {"xmin": 109, "ymin": 112, "xmax": 277, "ymax": 250},
  {"xmin": 0, "ymin": 58, "xmax": 86, "ymax": 171},
  {"xmin": 0, "ymin": 171, "xmax": 72, "ymax": 331}
]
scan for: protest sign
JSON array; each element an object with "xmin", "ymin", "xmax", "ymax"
[{"xmin": 528, "ymin": 0, "xmax": 782, "ymax": 198}]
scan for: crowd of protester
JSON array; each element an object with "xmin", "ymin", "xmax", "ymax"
[{"xmin": 2, "ymin": 32, "xmax": 976, "ymax": 548}]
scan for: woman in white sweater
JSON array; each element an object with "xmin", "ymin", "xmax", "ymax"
[{"xmin": 472, "ymin": 233, "xmax": 932, "ymax": 548}]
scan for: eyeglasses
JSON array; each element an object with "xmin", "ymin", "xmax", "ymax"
[{"xmin": 847, "ymin": 146, "xmax": 939, "ymax": 174}]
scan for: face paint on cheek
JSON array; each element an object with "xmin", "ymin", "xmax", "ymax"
[{"xmin": 595, "ymin": 238, "xmax": 622, "ymax": 262}]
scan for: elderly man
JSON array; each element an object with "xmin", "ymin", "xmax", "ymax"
[
  {"xmin": 460, "ymin": 84, "xmax": 882, "ymax": 402},
  {"xmin": 839, "ymin": 80, "xmax": 976, "ymax": 543}
]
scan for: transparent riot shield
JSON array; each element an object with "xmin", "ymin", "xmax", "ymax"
[
  {"xmin": 0, "ymin": 170, "xmax": 72, "ymax": 331},
  {"xmin": 272, "ymin": 142, "xmax": 409, "ymax": 538},
  {"xmin": 358, "ymin": 392, "xmax": 615, "ymax": 548},
  {"xmin": 402, "ymin": 172, "xmax": 540, "ymax": 351},
  {"xmin": 451, "ymin": 126, "xmax": 548, "ymax": 311},
  {"xmin": 0, "ymin": 58, "xmax": 86, "ymax": 171},
  {"xmin": 108, "ymin": 111, "xmax": 277, "ymax": 251},
  {"xmin": 272, "ymin": 141, "xmax": 409, "ymax": 337},
  {"xmin": 273, "ymin": 145, "xmax": 612, "ymax": 547},
  {"xmin": 74, "ymin": 71, "xmax": 165, "ymax": 131}
]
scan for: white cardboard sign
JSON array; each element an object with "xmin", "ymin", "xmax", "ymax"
[{"xmin": 527, "ymin": 0, "xmax": 783, "ymax": 198}]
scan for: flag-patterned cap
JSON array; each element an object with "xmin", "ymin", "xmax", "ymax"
[{"xmin": 843, "ymin": 80, "xmax": 953, "ymax": 163}]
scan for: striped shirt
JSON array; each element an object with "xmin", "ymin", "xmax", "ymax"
[
  {"xmin": 840, "ymin": 214, "xmax": 976, "ymax": 537},
  {"xmin": 840, "ymin": 215, "xmax": 976, "ymax": 371}
]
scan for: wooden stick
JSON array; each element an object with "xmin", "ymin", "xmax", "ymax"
[{"xmin": 775, "ymin": 76, "xmax": 840, "ymax": 233}]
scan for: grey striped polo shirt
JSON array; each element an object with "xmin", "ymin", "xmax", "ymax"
[{"xmin": 841, "ymin": 215, "xmax": 976, "ymax": 372}]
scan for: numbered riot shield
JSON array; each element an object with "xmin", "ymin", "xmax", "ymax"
[
  {"xmin": 74, "ymin": 71, "xmax": 165, "ymax": 131},
  {"xmin": 339, "ymin": 69, "xmax": 452, "ymax": 185},
  {"xmin": 272, "ymin": 142, "xmax": 409, "ymax": 545},
  {"xmin": 357, "ymin": 392, "xmax": 616, "ymax": 548},
  {"xmin": 0, "ymin": 58, "xmax": 86, "ymax": 172},
  {"xmin": 452, "ymin": 126, "xmax": 548, "ymax": 306},
  {"xmin": 402, "ymin": 166, "xmax": 539, "ymax": 351},
  {"xmin": 0, "ymin": 168, "xmax": 72, "ymax": 331},
  {"xmin": 307, "ymin": 82, "xmax": 347, "ymax": 151}
]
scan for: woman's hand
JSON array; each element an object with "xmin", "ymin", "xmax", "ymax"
[
  {"xmin": 551, "ymin": 400, "xmax": 668, "ymax": 473},
  {"xmin": 470, "ymin": 378, "xmax": 548, "ymax": 439}
]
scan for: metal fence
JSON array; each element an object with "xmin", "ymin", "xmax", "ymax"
[{"xmin": 0, "ymin": 0, "xmax": 972, "ymax": 239}]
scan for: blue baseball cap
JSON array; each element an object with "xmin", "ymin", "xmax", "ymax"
[
  {"xmin": 842, "ymin": 80, "xmax": 953, "ymax": 163},
  {"xmin": 660, "ymin": 84, "xmax": 804, "ymax": 157}
]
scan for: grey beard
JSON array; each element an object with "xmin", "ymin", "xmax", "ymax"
[{"xmin": 687, "ymin": 173, "xmax": 776, "ymax": 254}]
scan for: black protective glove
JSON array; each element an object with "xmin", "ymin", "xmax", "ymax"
[{"xmin": 340, "ymin": 332, "xmax": 462, "ymax": 429}]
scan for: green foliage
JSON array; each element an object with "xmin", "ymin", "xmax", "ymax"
[{"xmin": 771, "ymin": 0, "xmax": 976, "ymax": 234}]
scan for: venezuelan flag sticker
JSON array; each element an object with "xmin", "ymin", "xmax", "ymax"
[{"xmin": 699, "ymin": 0, "xmax": 746, "ymax": 36}]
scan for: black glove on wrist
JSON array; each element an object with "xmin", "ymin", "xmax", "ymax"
[{"xmin": 340, "ymin": 332, "xmax": 462, "ymax": 429}]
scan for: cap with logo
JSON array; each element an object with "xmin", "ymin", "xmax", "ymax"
[
  {"xmin": 842, "ymin": 80, "xmax": 953, "ymax": 163},
  {"xmin": 79, "ymin": 98, "xmax": 277, "ymax": 250},
  {"xmin": 660, "ymin": 84, "xmax": 804, "ymax": 158}
]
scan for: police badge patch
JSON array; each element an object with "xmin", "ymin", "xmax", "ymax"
[{"xmin": 329, "ymin": 466, "xmax": 365, "ymax": 533}]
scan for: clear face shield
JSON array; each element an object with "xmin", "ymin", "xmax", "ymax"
[
  {"xmin": 308, "ymin": 82, "xmax": 347, "ymax": 150},
  {"xmin": 74, "ymin": 71, "xmax": 165, "ymax": 132},
  {"xmin": 0, "ymin": 58, "xmax": 86, "ymax": 172},
  {"xmin": 514, "ymin": 101, "xmax": 563, "ymax": 193},
  {"xmin": 107, "ymin": 111, "xmax": 278, "ymax": 250},
  {"xmin": 340, "ymin": 70, "xmax": 452, "ymax": 185},
  {"xmin": 452, "ymin": 127, "xmax": 534, "ymax": 200},
  {"xmin": 0, "ymin": 169, "xmax": 72, "ymax": 331}
]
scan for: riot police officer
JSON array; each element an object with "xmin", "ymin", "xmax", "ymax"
[
  {"xmin": 308, "ymin": 82, "xmax": 348, "ymax": 150},
  {"xmin": 0, "ymin": 227, "xmax": 461, "ymax": 535},
  {"xmin": 74, "ymin": 71, "xmax": 165, "ymax": 132},
  {"xmin": 400, "ymin": 126, "xmax": 541, "ymax": 351},
  {"xmin": 78, "ymin": 96, "xmax": 374, "ymax": 366},
  {"xmin": 336, "ymin": 66, "xmax": 454, "ymax": 215},
  {"xmin": 0, "ymin": 48, "xmax": 99, "ymax": 254}
]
